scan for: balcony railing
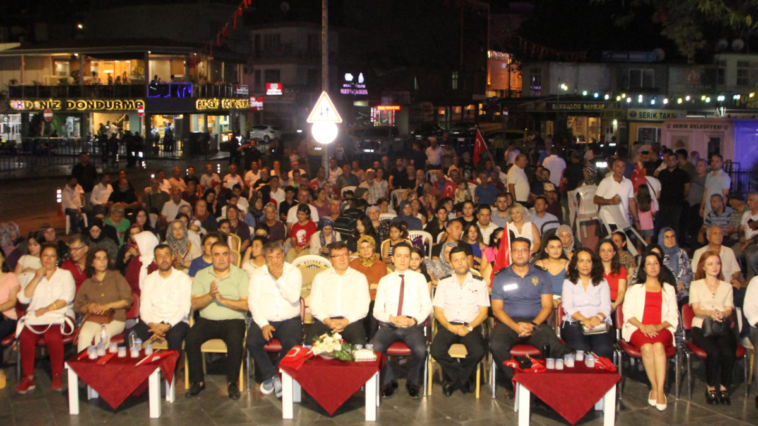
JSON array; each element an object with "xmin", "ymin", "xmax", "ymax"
[{"xmin": 7, "ymin": 83, "xmax": 249, "ymax": 100}]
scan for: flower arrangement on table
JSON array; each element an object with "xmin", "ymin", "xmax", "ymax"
[{"xmin": 312, "ymin": 332, "xmax": 356, "ymax": 361}]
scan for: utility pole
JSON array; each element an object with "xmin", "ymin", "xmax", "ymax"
[{"xmin": 321, "ymin": 0, "xmax": 329, "ymax": 182}]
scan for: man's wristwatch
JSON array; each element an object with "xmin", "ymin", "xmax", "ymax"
[
  {"xmin": 466, "ymin": 325, "xmax": 473, "ymax": 332},
  {"xmin": 161, "ymin": 321, "xmax": 172, "ymax": 330},
  {"xmin": 531, "ymin": 321, "xmax": 539, "ymax": 328}
]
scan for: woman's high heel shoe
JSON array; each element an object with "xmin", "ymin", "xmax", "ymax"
[
  {"xmin": 648, "ymin": 391, "xmax": 656, "ymax": 406},
  {"xmin": 656, "ymin": 395, "xmax": 667, "ymax": 411},
  {"xmin": 705, "ymin": 389, "xmax": 719, "ymax": 405},
  {"xmin": 719, "ymin": 390, "xmax": 731, "ymax": 405}
]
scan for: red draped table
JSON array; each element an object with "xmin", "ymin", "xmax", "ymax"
[
  {"xmin": 513, "ymin": 362, "xmax": 620, "ymax": 426},
  {"xmin": 65, "ymin": 350, "xmax": 180, "ymax": 418},
  {"xmin": 279, "ymin": 353, "xmax": 385, "ymax": 420}
]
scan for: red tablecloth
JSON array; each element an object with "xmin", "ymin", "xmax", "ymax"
[
  {"xmin": 279, "ymin": 354, "xmax": 385, "ymax": 416},
  {"xmin": 67, "ymin": 350, "xmax": 180, "ymax": 410},
  {"xmin": 513, "ymin": 362, "xmax": 620, "ymax": 425}
]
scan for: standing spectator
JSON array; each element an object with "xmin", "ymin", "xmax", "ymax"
[
  {"xmin": 676, "ymin": 149, "xmax": 697, "ymax": 181},
  {"xmin": 426, "ymin": 137, "xmax": 443, "ymax": 169},
  {"xmin": 636, "ymin": 185, "xmax": 656, "ymax": 248},
  {"xmin": 594, "ymin": 160, "xmax": 638, "ymax": 232},
  {"xmin": 657, "ymin": 153, "xmax": 690, "ymax": 233},
  {"xmin": 90, "ymin": 173, "xmax": 113, "ymax": 217},
  {"xmin": 701, "ymin": 154, "xmax": 731, "ymax": 218},
  {"xmin": 474, "ymin": 171, "xmax": 499, "ymax": 206},
  {"xmin": 61, "ymin": 176, "xmax": 86, "ymax": 233},
  {"xmin": 686, "ymin": 159, "xmax": 708, "ymax": 244},
  {"xmin": 72, "ymin": 152, "xmax": 98, "ymax": 207},
  {"xmin": 541, "ymin": 147, "xmax": 566, "ymax": 187},
  {"xmin": 563, "ymin": 151, "xmax": 584, "ymax": 192},
  {"xmin": 507, "ymin": 154, "xmax": 530, "ymax": 204}
]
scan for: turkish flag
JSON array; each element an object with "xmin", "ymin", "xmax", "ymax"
[
  {"xmin": 491, "ymin": 224, "xmax": 511, "ymax": 281},
  {"xmin": 473, "ymin": 128, "xmax": 487, "ymax": 167}
]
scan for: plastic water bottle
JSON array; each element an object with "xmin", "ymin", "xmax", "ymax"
[
  {"xmin": 128, "ymin": 330, "xmax": 136, "ymax": 348},
  {"xmin": 134, "ymin": 338, "xmax": 142, "ymax": 351},
  {"xmin": 100, "ymin": 325, "xmax": 108, "ymax": 345}
]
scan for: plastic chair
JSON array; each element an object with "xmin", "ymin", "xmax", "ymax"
[
  {"xmin": 574, "ymin": 185, "xmax": 600, "ymax": 239},
  {"xmin": 614, "ymin": 304, "xmax": 680, "ymax": 400},
  {"xmin": 391, "ymin": 189, "xmax": 406, "ymax": 209},
  {"xmin": 680, "ymin": 304, "xmax": 748, "ymax": 399},
  {"xmin": 600, "ymin": 204, "xmax": 645, "ymax": 257},
  {"xmin": 65, "ymin": 214, "xmax": 89, "ymax": 235},
  {"xmin": 566, "ymin": 189, "xmax": 578, "ymax": 228},
  {"xmin": 341, "ymin": 186, "xmax": 356, "ymax": 198},
  {"xmin": 408, "ymin": 230, "xmax": 433, "ymax": 257},
  {"xmin": 228, "ymin": 233, "xmax": 242, "ymax": 253},
  {"xmin": 231, "ymin": 250, "xmax": 241, "ymax": 268},
  {"xmin": 379, "ymin": 213, "xmax": 397, "ymax": 221},
  {"xmin": 428, "ymin": 319, "xmax": 485, "ymax": 398},
  {"xmin": 489, "ymin": 318, "xmax": 542, "ymax": 398},
  {"xmin": 291, "ymin": 255, "xmax": 332, "ymax": 269},
  {"xmin": 382, "ymin": 317, "xmax": 430, "ymax": 397}
]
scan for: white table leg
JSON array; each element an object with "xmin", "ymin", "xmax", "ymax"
[
  {"xmin": 513, "ymin": 384, "xmax": 519, "ymax": 412},
  {"xmin": 602, "ymin": 385, "xmax": 616, "ymax": 426},
  {"xmin": 280, "ymin": 370, "xmax": 294, "ymax": 420},
  {"xmin": 66, "ymin": 364, "xmax": 79, "ymax": 415},
  {"xmin": 87, "ymin": 386, "xmax": 99, "ymax": 400},
  {"xmin": 595, "ymin": 397, "xmax": 604, "ymax": 411},
  {"xmin": 293, "ymin": 379, "xmax": 302, "ymax": 403},
  {"xmin": 148, "ymin": 369, "xmax": 162, "ymax": 419},
  {"xmin": 376, "ymin": 372, "xmax": 380, "ymax": 407},
  {"xmin": 166, "ymin": 374, "xmax": 176, "ymax": 403},
  {"xmin": 517, "ymin": 383, "xmax": 530, "ymax": 426},
  {"xmin": 365, "ymin": 373, "xmax": 377, "ymax": 421}
]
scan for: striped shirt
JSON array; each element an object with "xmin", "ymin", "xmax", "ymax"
[{"xmin": 704, "ymin": 206, "xmax": 734, "ymax": 231}]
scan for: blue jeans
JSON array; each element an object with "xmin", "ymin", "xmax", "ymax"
[
  {"xmin": 372, "ymin": 323, "xmax": 427, "ymax": 387},
  {"xmin": 246, "ymin": 317, "xmax": 302, "ymax": 381}
]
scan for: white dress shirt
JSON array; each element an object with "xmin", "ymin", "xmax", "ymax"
[
  {"xmin": 542, "ymin": 155, "xmax": 566, "ymax": 186},
  {"xmin": 373, "ymin": 269, "xmax": 432, "ymax": 324},
  {"xmin": 248, "ymin": 262, "xmax": 302, "ymax": 327},
  {"xmin": 90, "ymin": 183, "xmax": 113, "ymax": 206},
  {"xmin": 310, "ymin": 267, "xmax": 370, "ymax": 324},
  {"xmin": 745, "ymin": 277, "xmax": 758, "ymax": 328},
  {"xmin": 595, "ymin": 175, "xmax": 635, "ymax": 225},
  {"xmin": 691, "ymin": 245, "xmax": 740, "ymax": 282},
  {"xmin": 200, "ymin": 173, "xmax": 220, "ymax": 188},
  {"xmin": 223, "ymin": 174, "xmax": 244, "ymax": 190},
  {"xmin": 270, "ymin": 188, "xmax": 286, "ymax": 205},
  {"xmin": 477, "ymin": 221, "xmax": 499, "ymax": 245},
  {"xmin": 158, "ymin": 179, "xmax": 171, "ymax": 193},
  {"xmin": 506, "ymin": 165, "xmax": 530, "ymax": 202},
  {"xmin": 245, "ymin": 170, "xmax": 262, "ymax": 187},
  {"xmin": 140, "ymin": 268, "xmax": 192, "ymax": 326},
  {"xmin": 17, "ymin": 268, "xmax": 75, "ymax": 325},
  {"xmin": 62, "ymin": 184, "xmax": 84, "ymax": 210},
  {"xmin": 169, "ymin": 177, "xmax": 187, "ymax": 192},
  {"xmin": 161, "ymin": 199, "xmax": 190, "ymax": 222},
  {"xmin": 433, "ymin": 272, "xmax": 490, "ymax": 324}
]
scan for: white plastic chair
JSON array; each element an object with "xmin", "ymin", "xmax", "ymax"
[
  {"xmin": 341, "ymin": 186, "xmax": 357, "ymax": 198},
  {"xmin": 149, "ymin": 213, "xmax": 159, "ymax": 230},
  {"xmin": 436, "ymin": 232, "xmax": 447, "ymax": 243},
  {"xmin": 566, "ymin": 189, "xmax": 578, "ymax": 228},
  {"xmin": 601, "ymin": 204, "xmax": 645, "ymax": 257},
  {"xmin": 65, "ymin": 214, "xmax": 88, "ymax": 235},
  {"xmin": 574, "ymin": 185, "xmax": 600, "ymax": 239},
  {"xmin": 408, "ymin": 230, "xmax": 433, "ymax": 256},
  {"xmin": 391, "ymin": 189, "xmax": 406, "ymax": 209},
  {"xmin": 291, "ymin": 255, "xmax": 332, "ymax": 269},
  {"xmin": 379, "ymin": 213, "xmax": 397, "ymax": 221}
]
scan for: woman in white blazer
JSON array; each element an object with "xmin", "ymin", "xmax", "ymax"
[{"xmin": 622, "ymin": 251, "xmax": 678, "ymax": 411}]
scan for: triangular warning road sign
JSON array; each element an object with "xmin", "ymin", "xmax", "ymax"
[{"xmin": 307, "ymin": 92, "xmax": 342, "ymax": 123}]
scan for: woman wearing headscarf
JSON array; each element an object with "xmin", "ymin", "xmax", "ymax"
[
  {"xmin": 164, "ymin": 219, "xmax": 201, "ymax": 271},
  {"xmin": 556, "ymin": 224, "xmax": 576, "ymax": 260},
  {"xmin": 310, "ymin": 217, "xmax": 341, "ymax": 257},
  {"xmin": 204, "ymin": 188, "xmax": 225, "ymax": 218},
  {"xmin": 349, "ymin": 234, "xmax": 388, "ymax": 340},
  {"xmin": 123, "ymin": 230, "xmax": 159, "ymax": 295},
  {"xmin": 658, "ymin": 227, "xmax": 693, "ymax": 307},
  {"xmin": 424, "ymin": 241, "xmax": 456, "ymax": 286},
  {"xmin": 87, "ymin": 218, "xmax": 119, "ymax": 264}
]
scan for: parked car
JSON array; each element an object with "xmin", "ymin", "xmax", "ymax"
[
  {"xmin": 410, "ymin": 123, "xmax": 443, "ymax": 139},
  {"xmin": 348, "ymin": 126, "xmax": 404, "ymax": 161},
  {"xmin": 249, "ymin": 125, "xmax": 281, "ymax": 143}
]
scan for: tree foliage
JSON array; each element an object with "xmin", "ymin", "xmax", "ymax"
[{"xmin": 592, "ymin": 0, "xmax": 758, "ymax": 59}]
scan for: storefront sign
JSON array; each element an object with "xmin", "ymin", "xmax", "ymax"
[
  {"xmin": 668, "ymin": 66, "xmax": 717, "ymax": 92},
  {"xmin": 341, "ymin": 72, "xmax": 367, "ymax": 96},
  {"xmin": 546, "ymin": 102, "xmax": 607, "ymax": 111},
  {"xmin": 600, "ymin": 109, "xmax": 625, "ymax": 120},
  {"xmin": 601, "ymin": 51, "xmax": 659, "ymax": 62},
  {"xmin": 666, "ymin": 122, "xmax": 730, "ymax": 131},
  {"xmin": 195, "ymin": 98, "xmax": 250, "ymax": 110},
  {"xmin": 10, "ymin": 99, "xmax": 145, "ymax": 112},
  {"xmin": 250, "ymin": 96, "xmax": 263, "ymax": 111},
  {"xmin": 266, "ymin": 83, "xmax": 283, "ymax": 96},
  {"xmin": 627, "ymin": 109, "xmax": 685, "ymax": 121},
  {"xmin": 377, "ymin": 105, "xmax": 400, "ymax": 111},
  {"xmin": 735, "ymin": 97, "xmax": 758, "ymax": 110},
  {"xmin": 234, "ymin": 85, "xmax": 249, "ymax": 96}
]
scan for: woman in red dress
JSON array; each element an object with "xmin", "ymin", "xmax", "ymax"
[{"xmin": 621, "ymin": 251, "xmax": 679, "ymax": 411}]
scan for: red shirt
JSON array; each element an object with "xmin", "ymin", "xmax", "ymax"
[
  {"xmin": 603, "ymin": 266, "xmax": 626, "ymax": 301},
  {"xmin": 290, "ymin": 221, "xmax": 317, "ymax": 248},
  {"xmin": 61, "ymin": 259, "xmax": 87, "ymax": 293}
]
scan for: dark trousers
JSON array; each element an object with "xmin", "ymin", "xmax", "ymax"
[
  {"xmin": 185, "ymin": 318, "xmax": 246, "ymax": 384},
  {"xmin": 490, "ymin": 320, "xmax": 570, "ymax": 378},
  {"xmin": 0, "ymin": 317, "xmax": 17, "ymax": 365},
  {"xmin": 430, "ymin": 325, "xmax": 485, "ymax": 390},
  {"xmin": 560, "ymin": 322, "xmax": 615, "ymax": 359},
  {"xmin": 305, "ymin": 319, "xmax": 367, "ymax": 345},
  {"xmin": 246, "ymin": 317, "xmax": 302, "ymax": 381},
  {"xmin": 65, "ymin": 208, "xmax": 85, "ymax": 233},
  {"xmin": 373, "ymin": 323, "xmax": 427, "ymax": 386},
  {"xmin": 130, "ymin": 320, "xmax": 189, "ymax": 353},
  {"xmin": 691, "ymin": 326, "xmax": 737, "ymax": 388},
  {"xmin": 659, "ymin": 203, "xmax": 682, "ymax": 237},
  {"xmin": 685, "ymin": 203, "xmax": 703, "ymax": 246},
  {"xmin": 364, "ymin": 301, "xmax": 379, "ymax": 341},
  {"xmin": 733, "ymin": 287, "xmax": 750, "ymax": 339}
]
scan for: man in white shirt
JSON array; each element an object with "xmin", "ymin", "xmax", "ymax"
[
  {"xmin": 223, "ymin": 164, "xmax": 245, "ymax": 191},
  {"xmin": 701, "ymin": 154, "xmax": 731, "ymax": 217},
  {"xmin": 305, "ymin": 242, "xmax": 370, "ymax": 344},
  {"xmin": 62, "ymin": 175, "xmax": 86, "ymax": 233},
  {"xmin": 372, "ymin": 242, "xmax": 432, "ymax": 399},
  {"xmin": 476, "ymin": 205, "xmax": 499, "ymax": 245},
  {"xmin": 244, "ymin": 162, "xmax": 262, "ymax": 188},
  {"xmin": 169, "ymin": 167, "xmax": 187, "ymax": 192},
  {"xmin": 328, "ymin": 157, "xmax": 343, "ymax": 186},
  {"xmin": 426, "ymin": 138, "xmax": 443, "ymax": 168},
  {"xmin": 430, "ymin": 247, "xmax": 489, "ymax": 396},
  {"xmin": 286, "ymin": 189, "xmax": 320, "ymax": 232},
  {"xmin": 247, "ymin": 242, "xmax": 303, "ymax": 398},
  {"xmin": 90, "ymin": 173, "xmax": 113, "ymax": 216},
  {"xmin": 594, "ymin": 159, "xmax": 638, "ymax": 228},
  {"xmin": 529, "ymin": 196, "xmax": 559, "ymax": 235},
  {"xmin": 507, "ymin": 154, "xmax": 530, "ymax": 204},
  {"xmin": 287, "ymin": 160, "xmax": 307, "ymax": 180},
  {"xmin": 541, "ymin": 147, "xmax": 566, "ymax": 187},
  {"xmin": 161, "ymin": 188, "xmax": 191, "ymax": 226},
  {"xmin": 200, "ymin": 164, "xmax": 220, "ymax": 190},
  {"xmin": 269, "ymin": 176, "xmax": 286, "ymax": 205},
  {"xmin": 155, "ymin": 170, "xmax": 171, "ymax": 193},
  {"xmin": 131, "ymin": 244, "xmax": 192, "ymax": 351},
  {"xmin": 692, "ymin": 226, "xmax": 741, "ymax": 287},
  {"xmin": 738, "ymin": 192, "xmax": 758, "ymax": 281}
]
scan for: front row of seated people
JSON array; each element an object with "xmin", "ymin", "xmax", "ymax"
[{"xmin": 9, "ymin": 233, "xmax": 751, "ymax": 410}]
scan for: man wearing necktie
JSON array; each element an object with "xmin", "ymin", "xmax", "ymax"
[{"xmin": 372, "ymin": 242, "xmax": 433, "ymax": 399}]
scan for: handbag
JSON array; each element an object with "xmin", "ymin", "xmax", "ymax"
[
  {"xmin": 702, "ymin": 317, "xmax": 728, "ymax": 338},
  {"xmin": 582, "ymin": 321, "xmax": 609, "ymax": 336}
]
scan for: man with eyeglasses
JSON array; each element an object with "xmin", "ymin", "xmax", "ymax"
[
  {"xmin": 247, "ymin": 242, "xmax": 303, "ymax": 398},
  {"xmin": 372, "ymin": 242, "xmax": 432, "ymax": 399},
  {"xmin": 489, "ymin": 237, "xmax": 570, "ymax": 398},
  {"xmin": 61, "ymin": 233, "xmax": 89, "ymax": 292},
  {"xmin": 305, "ymin": 241, "xmax": 370, "ymax": 345}
]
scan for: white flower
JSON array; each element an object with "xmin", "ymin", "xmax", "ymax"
[
  {"xmin": 313, "ymin": 347, "xmax": 322, "ymax": 355},
  {"xmin": 324, "ymin": 337, "xmax": 333, "ymax": 345},
  {"xmin": 333, "ymin": 332, "xmax": 342, "ymax": 341},
  {"xmin": 326, "ymin": 343, "xmax": 336, "ymax": 353}
]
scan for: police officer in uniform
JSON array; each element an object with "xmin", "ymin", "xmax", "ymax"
[
  {"xmin": 490, "ymin": 237, "xmax": 570, "ymax": 397},
  {"xmin": 430, "ymin": 246, "xmax": 490, "ymax": 396}
]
